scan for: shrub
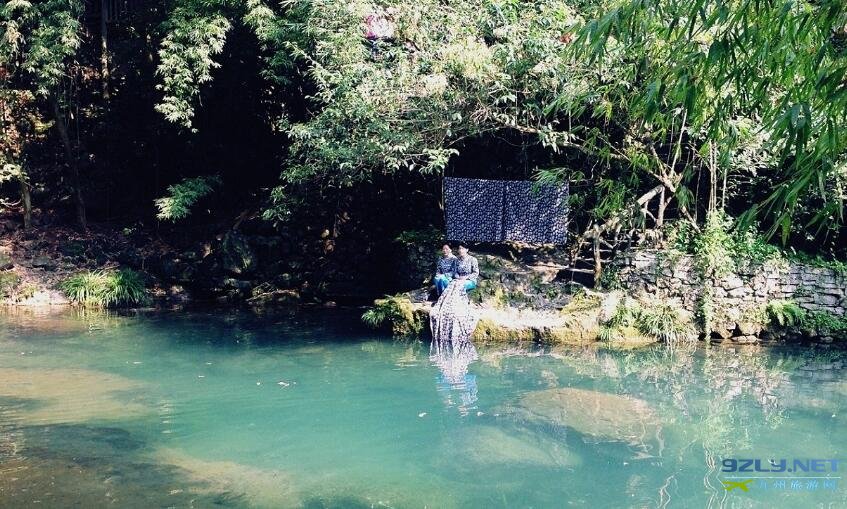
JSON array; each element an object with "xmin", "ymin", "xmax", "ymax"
[
  {"xmin": 636, "ymin": 303, "xmax": 697, "ymax": 343},
  {"xmin": 599, "ymin": 298, "xmax": 696, "ymax": 344},
  {"xmin": 561, "ymin": 289, "xmax": 603, "ymax": 314},
  {"xmin": 60, "ymin": 269, "xmax": 148, "ymax": 307},
  {"xmin": 800, "ymin": 310, "xmax": 847, "ymax": 336},
  {"xmin": 693, "ymin": 212, "xmax": 735, "ymax": 279},
  {"xmin": 154, "ymin": 175, "xmax": 220, "ymax": 221}
]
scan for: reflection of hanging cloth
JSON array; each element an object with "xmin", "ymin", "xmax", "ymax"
[
  {"xmin": 429, "ymin": 279, "xmax": 480, "ymax": 343},
  {"xmin": 503, "ymin": 180, "xmax": 569, "ymax": 244},
  {"xmin": 430, "ymin": 329, "xmax": 479, "ymax": 414},
  {"xmin": 443, "ymin": 177, "xmax": 568, "ymax": 244}
]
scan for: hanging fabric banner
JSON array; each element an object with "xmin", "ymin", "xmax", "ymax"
[
  {"xmin": 503, "ymin": 180, "xmax": 569, "ymax": 244},
  {"xmin": 444, "ymin": 177, "xmax": 505, "ymax": 242},
  {"xmin": 444, "ymin": 177, "xmax": 569, "ymax": 244}
]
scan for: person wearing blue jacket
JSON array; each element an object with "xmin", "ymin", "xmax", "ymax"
[{"xmin": 434, "ymin": 243, "xmax": 456, "ymax": 295}]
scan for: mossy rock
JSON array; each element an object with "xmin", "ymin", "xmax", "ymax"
[
  {"xmin": 471, "ymin": 318, "xmax": 596, "ymax": 345},
  {"xmin": 540, "ymin": 325, "xmax": 599, "ymax": 344},
  {"xmin": 362, "ymin": 296, "xmax": 426, "ymax": 336},
  {"xmin": 471, "ymin": 318, "xmax": 533, "ymax": 343},
  {"xmin": 600, "ymin": 325, "xmax": 657, "ymax": 345}
]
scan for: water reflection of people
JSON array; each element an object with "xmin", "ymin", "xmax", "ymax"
[{"xmin": 430, "ymin": 338, "xmax": 479, "ymax": 415}]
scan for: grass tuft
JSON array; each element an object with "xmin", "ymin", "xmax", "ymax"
[{"xmin": 61, "ymin": 269, "xmax": 148, "ymax": 307}]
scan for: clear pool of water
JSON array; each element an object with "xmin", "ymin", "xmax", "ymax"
[{"xmin": 1, "ymin": 308, "xmax": 845, "ymax": 508}]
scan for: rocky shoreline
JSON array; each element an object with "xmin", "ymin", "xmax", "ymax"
[
  {"xmin": 3, "ymin": 219, "xmax": 846, "ymax": 347},
  {"xmin": 365, "ymin": 250, "xmax": 847, "ymax": 347}
]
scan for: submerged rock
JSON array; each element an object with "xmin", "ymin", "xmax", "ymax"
[
  {"xmin": 0, "ymin": 367, "xmax": 151, "ymax": 425},
  {"xmin": 151, "ymin": 447, "xmax": 298, "ymax": 508},
  {"xmin": 443, "ymin": 424, "xmax": 579, "ymax": 469},
  {"xmin": 509, "ymin": 387, "xmax": 660, "ymax": 444}
]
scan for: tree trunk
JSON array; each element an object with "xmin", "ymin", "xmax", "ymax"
[
  {"xmin": 19, "ymin": 171, "xmax": 31, "ymax": 229},
  {"xmin": 100, "ymin": 0, "xmax": 111, "ymax": 101},
  {"xmin": 656, "ymin": 186, "xmax": 667, "ymax": 227},
  {"xmin": 50, "ymin": 95, "xmax": 87, "ymax": 230},
  {"xmin": 593, "ymin": 229, "xmax": 602, "ymax": 286}
]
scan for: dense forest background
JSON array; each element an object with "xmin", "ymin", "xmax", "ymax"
[{"xmin": 2, "ymin": 0, "xmax": 847, "ymax": 300}]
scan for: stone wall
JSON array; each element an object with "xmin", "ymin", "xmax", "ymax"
[{"xmin": 613, "ymin": 249, "xmax": 847, "ymax": 343}]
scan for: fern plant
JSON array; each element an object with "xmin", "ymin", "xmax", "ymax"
[
  {"xmin": 764, "ymin": 299, "xmax": 806, "ymax": 327},
  {"xmin": 154, "ymin": 176, "xmax": 221, "ymax": 221}
]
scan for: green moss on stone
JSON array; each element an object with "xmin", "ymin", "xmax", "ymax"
[{"xmin": 362, "ymin": 295, "xmax": 425, "ymax": 336}]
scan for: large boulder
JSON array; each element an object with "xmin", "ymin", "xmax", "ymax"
[{"xmin": 219, "ymin": 232, "xmax": 257, "ymax": 276}]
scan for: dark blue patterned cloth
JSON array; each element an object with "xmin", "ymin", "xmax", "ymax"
[
  {"xmin": 503, "ymin": 180, "xmax": 569, "ymax": 244},
  {"xmin": 444, "ymin": 178, "xmax": 504, "ymax": 242},
  {"xmin": 444, "ymin": 177, "xmax": 568, "ymax": 244}
]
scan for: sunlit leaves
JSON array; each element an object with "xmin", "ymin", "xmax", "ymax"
[
  {"xmin": 0, "ymin": 0, "xmax": 83, "ymax": 96},
  {"xmin": 558, "ymin": 0, "xmax": 847, "ymax": 240},
  {"xmin": 155, "ymin": 0, "xmax": 231, "ymax": 130}
]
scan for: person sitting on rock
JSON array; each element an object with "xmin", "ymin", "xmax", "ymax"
[
  {"xmin": 453, "ymin": 243, "xmax": 479, "ymax": 292},
  {"xmin": 434, "ymin": 243, "xmax": 456, "ymax": 296}
]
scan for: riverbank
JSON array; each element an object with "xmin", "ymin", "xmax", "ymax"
[
  {"xmin": 364, "ymin": 249, "xmax": 847, "ymax": 347},
  {"xmin": 3, "ymin": 216, "xmax": 847, "ymax": 347},
  {"xmin": 0, "ymin": 214, "xmax": 409, "ymax": 308}
]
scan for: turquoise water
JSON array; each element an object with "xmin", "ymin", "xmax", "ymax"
[{"xmin": 1, "ymin": 308, "xmax": 846, "ymax": 508}]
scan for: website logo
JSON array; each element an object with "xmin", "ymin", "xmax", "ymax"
[{"xmin": 719, "ymin": 458, "xmax": 841, "ymax": 493}]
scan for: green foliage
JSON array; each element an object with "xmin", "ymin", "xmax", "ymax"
[
  {"xmin": 469, "ymin": 279, "xmax": 507, "ymax": 308},
  {"xmin": 696, "ymin": 286, "xmax": 715, "ymax": 336},
  {"xmin": 0, "ymin": 0, "xmax": 84, "ymax": 96},
  {"xmin": 600, "ymin": 298, "xmax": 696, "ymax": 344},
  {"xmin": 799, "ymin": 310, "xmax": 847, "ymax": 337},
  {"xmin": 764, "ymin": 299, "xmax": 806, "ymax": 327},
  {"xmin": 693, "ymin": 212, "xmax": 735, "ymax": 279},
  {"xmin": 0, "ymin": 270, "xmax": 21, "ymax": 297},
  {"xmin": 566, "ymin": 0, "xmax": 847, "ymax": 240},
  {"xmin": 637, "ymin": 303, "xmax": 697, "ymax": 344},
  {"xmin": 155, "ymin": 1, "xmax": 231, "ymax": 130},
  {"xmin": 561, "ymin": 289, "xmax": 602, "ymax": 313},
  {"xmin": 4, "ymin": 0, "xmax": 847, "ymax": 261},
  {"xmin": 680, "ymin": 213, "xmax": 786, "ymax": 280},
  {"xmin": 598, "ymin": 299, "xmax": 640, "ymax": 342},
  {"xmin": 786, "ymin": 252, "xmax": 847, "ymax": 277},
  {"xmin": 60, "ymin": 269, "xmax": 148, "ymax": 308},
  {"xmin": 154, "ymin": 175, "xmax": 221, "ymax": 221},
  {"xmin": 262, "ymin": 0, "xmax": 584, "ymax": 210},
  {"xmin": 394, "ymin": 227, "xmax": 442, "ymax": 247},
  {"xmin": 361, "ymin": 295, "xmax": 423, "ymax": 336},
  {"xmin": 596, "ymin": 263, "xmax": 622, "ymax": 290}
]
